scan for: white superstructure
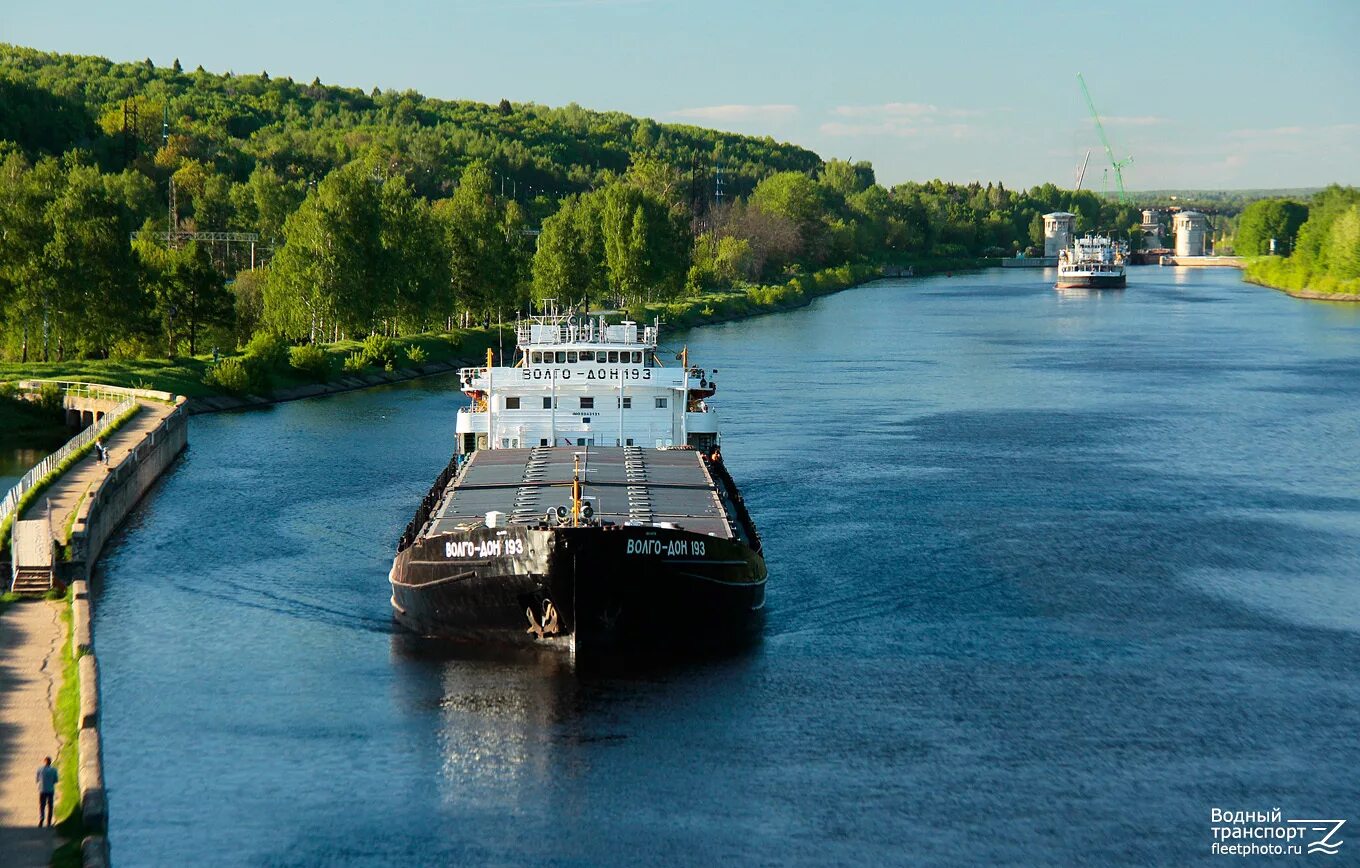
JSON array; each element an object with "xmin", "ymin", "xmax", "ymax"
[
  {"xmin": 1056, "ymin": 233, "xmax": 1127, "ymax": 288},
  {"xmin": 454, "ymin": 308, "xmax": 720, "ymax": 454}
]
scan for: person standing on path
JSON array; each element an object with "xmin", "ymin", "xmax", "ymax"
[{"xmin": 36, "ymin": 757, "xmax": 57, "ymax": 827}]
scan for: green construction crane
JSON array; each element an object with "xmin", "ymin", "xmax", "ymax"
[{"xmin": 1077, "ymin": 73, "xmax": 1132, "ymax": 202}]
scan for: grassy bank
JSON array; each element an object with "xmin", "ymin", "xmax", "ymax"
[
  {"xmin": 1244, "ymin": 256, "xmax": 1360, "ymax": 299},
  {"xmin": 0, "ymin": 327, "xmax": 512, "ymax": 400},
  {"xmin": 52, "ymin": 590, "xmax": 86, "ymax": 868}
]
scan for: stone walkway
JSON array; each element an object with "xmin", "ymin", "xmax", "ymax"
[
  {"xmin": 0, "ymin": 600, "xmax": 65, "ymax": 866},
  {"xmin": 19, "ymin": 401, "xmax": 174, "ymax": 554},
  {"xmin": 0, "ymin": 400, "xmax": 177, "ymax": 865}
]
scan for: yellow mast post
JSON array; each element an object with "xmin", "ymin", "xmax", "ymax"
[{"xmin": 571, "ymin": 454, "xmax": 583, "ymax": 527}]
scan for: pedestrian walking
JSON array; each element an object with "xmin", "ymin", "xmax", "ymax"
[{"xmin": 36, "ymin": 756, "xmax": 57, "ymax": 827}]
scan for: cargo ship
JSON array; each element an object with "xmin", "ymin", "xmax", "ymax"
[
  {"xmin": 1056, "ymin": 233, "xmax": 1127, "ymax": 289},
  {"xmin": 389, "ymin": 308, "xmax": 766, "ymax": 652}
]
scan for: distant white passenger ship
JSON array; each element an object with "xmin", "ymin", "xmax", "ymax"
[{"xmin": 1056, "ymin": 234, "xmax": 1127, "ymax": 289}]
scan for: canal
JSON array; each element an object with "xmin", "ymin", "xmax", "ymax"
[{"xmin": 96, "ymin": 268, "xmax": 1360, "ymax": 864}]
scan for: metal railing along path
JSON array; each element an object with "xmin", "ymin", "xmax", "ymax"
[
  {"xmin": 2, "ymin": 390, "xmax": 138, "ymax": 566},
  {"xmin": 15, "ymin": 379, "xmax": 177, "ymax": 405}
]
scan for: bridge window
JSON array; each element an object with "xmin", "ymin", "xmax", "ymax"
[
  {"xmin": 555, "ymin": 351, "xmax": 567, "ymax": 364},
  {"xmin": 655, "ymin": 397, "xmax": 668, "ymax": 409},
  {"xmin": 618, "ymin": 397, "xmax": 631, "ymax": 409},
  {"xmin": 580, "ymin": 397, "xmax": 594, "ymax": 409},
  {"xmin": 542, "ymin": 397, "xmax": 555, "ymax": 409},
  {"xmin": 531, "ymin": 351, "xmax": 543, "ymax": 364},
  {"xmin": 579, "ymin": 351, "xmax": 594, "ymax": 361},
  {"xmin": 505, "ymin": 397, "xmax": 520, "ymax": 410},
  {"xmin": 632, "ymin": 351, "xmax": 643, "ymax": 364},
  {"xmin": 608, "ymin": 351, "xmax": 619, "ymax": 363},
  {"xmin": 567, "ymin": 351, "xmax": 578, "ymax": 363},
  {"xmin": 597, "ymin": 353, "xmax": 607, "ymax": 364},
  {"xmin": 540, "ymin": 438, "xmax": 548, "ymax": 446}
]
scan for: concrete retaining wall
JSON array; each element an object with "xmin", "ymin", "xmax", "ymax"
[
  {"xmin": 62, "ymin": 398, "xmax": 189, "ymax": 864},
  {"xmin": 72, "ymin": 401, "xmax": 189, "ymax": 569}
]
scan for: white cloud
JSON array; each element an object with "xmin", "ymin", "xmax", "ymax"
[
  {"xmin": 669, "ymin": 104, "xmax": 798, "ymax": 123},
  {"xmin": 831, "ymin": 102, "xmax": 979, "ymax": 120},
  {"xmin": 832, "ymin": 102, "xmax": 936, "ymax": 119},
  {"xmin": 820, "ymin": 102, "xmax": 979, "ymax": 139},
  {"xmin": 1101, "ymin": 115, "xmax": 1168, "ymax": 127}
]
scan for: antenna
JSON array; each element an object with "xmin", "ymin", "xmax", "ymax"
[
  {"xmin": 1077, "ymin": 73, "xmax": 1133, "ymax": 202},
  {"xmin": 163, "ymin": 104, "xmax": 177, "ymax": 240}
]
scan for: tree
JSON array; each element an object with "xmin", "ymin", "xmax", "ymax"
[
  {"xmin": 380, "ymin": 174, "xmax": 448, "ymax": 332},
  {"xmin": 436, "ymin": 160, "xmax": 525, "ymax": 322},
  {"xmin": 1235, "ymin": 198, "xmax": 1308, "ymax": 256},
  {"xmin": 265, "ymin": 161, "xmax": 385, "ymax": 341},
  {"xmin": 749, "ymin": 171, "xmax": 825, "ymax": 259},
  {"xmin": 136, "ymin": 240, "xmax": 233, "ymax": 355},
  {"xmin": 533, "ymin": 197, "xmax": 596, "ymax": 303},
  {"xmin": 0, "ymin": 152, "xmax": 62, "ymax": 360},
  {"xmin": 41, "ymin": 162, "xmax": 146, "ymax": 358},
  {"xmin": 596, "ymin": 181, "xmax": 689, "ymax": 303},
  {"xmin": 1326, "ymin": 206, "xmax": 1360, "ymax": 280}
]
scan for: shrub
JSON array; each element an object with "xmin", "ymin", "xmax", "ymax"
[
  {"xmin": 203, "ymin": 358, "xmax": 252, "ymax": 395},
  {"xmin": 342, "ymin": 352, "xmax": 367, "ymax": 372},
  {"xmin": 36, "ymin": 382, "xmax": 63, "ymax": 413},
  {"xmin": 244, "ymin": 331, "xmax": 290, "ymax": 370},
  {"xmin": 109, "ymin": 336, "xmax": 155, "ymax": 360},
  {"xmin": 289, "ymin": 344, "xmax": 331, "ymax": 381},
  {"xmin": 404, "ymin": 345, "xmax": 427, "ymax": 365},
  {"xmin": 360, "ymin": 334, "xmax": 398, "ymax": 369}
]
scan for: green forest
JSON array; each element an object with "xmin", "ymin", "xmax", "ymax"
[
  {"xmin": 1239, "ymin": 186, "xmax": 1360, "ymax": 296},
  {"xmin": 0, "ymin": 44, "xmax": 1320, "ymax": 392}
]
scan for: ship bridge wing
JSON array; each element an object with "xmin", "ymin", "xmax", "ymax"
[{"xmin": 429, "ymin": 447, "xmax": 734, "ymax": 538}]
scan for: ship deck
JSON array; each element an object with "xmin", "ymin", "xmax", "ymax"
[{"xmin": 427, "ymin": 447, "xmax": 736, "ymax": 539}]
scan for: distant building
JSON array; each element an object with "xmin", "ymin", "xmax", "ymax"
[
  {"xmin": 1140, "ymin": 209, "xmax": 1165, "ymax": 249},
  {"xmin": 1173, "ymin": 211, "xmax": 1208, "ymax": 257},
  {"xmin": 1043, "ymin": 212, "xmax": 1076, "ymax": 258}
]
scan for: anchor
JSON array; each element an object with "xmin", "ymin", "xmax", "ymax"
[{"xmin": 525, "ymin": 598, "xmax": 560, "ymax": 638}]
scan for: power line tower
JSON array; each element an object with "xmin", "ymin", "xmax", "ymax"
[
  {"xmin": 121, "ymin": 99, "xmax": 139, "ymax": 166},
  {"xmin": 714, "ymin": 158, "xmax": 725, "ymax": 208},
  {"xmin": 162, "ymin": 104, "xmax": 178, "ymax": 238}
]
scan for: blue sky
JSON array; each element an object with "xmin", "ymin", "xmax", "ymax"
[{"xmin": 3, "ymin": 0, "xmax": 1356, "ymax": 189}]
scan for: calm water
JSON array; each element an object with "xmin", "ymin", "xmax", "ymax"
[{"xmin": 97, "ymin": 268, "xmax": 1360, "ymax": 865}]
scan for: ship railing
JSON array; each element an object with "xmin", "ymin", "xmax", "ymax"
[{"xmin": 397, "ymin": 452, "xmax": 463, "ymax": 551}]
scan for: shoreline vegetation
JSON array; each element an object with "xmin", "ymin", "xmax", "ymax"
[
  {"xmin": 1, "ymin": 257, "xmax": 979, "ymax": 408},
  {"xmin": 1, "ymin": 45, "xmax": 1147, "ymax": 399},
  {"xmin": 1236, "ymin": 187, "xmax": 1360, "ymax": 301}
]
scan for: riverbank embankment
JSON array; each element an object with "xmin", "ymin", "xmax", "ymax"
[
  {"xmin": 186, "ymin": 359, "xmax": 464, "ymax": 414},
  {"xmin": 1242, "ymin": 255, "xmax": 1360, "ymax": 302},
  {"xmin": 0, "ymin": 383, "xmax": 187, "ymax": 867},
  {"xmin": 1243, "ymin": 276, "xmax": 1360, "ymax": 302}
]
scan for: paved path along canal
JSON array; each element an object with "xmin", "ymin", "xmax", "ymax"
[
  {"xmin": 0, "ymin": 600, "xmax": 64, "ymax": 864},
  {"xmin": 94, "ymin": 268, "xmax": 1360, "ymax": 865}
]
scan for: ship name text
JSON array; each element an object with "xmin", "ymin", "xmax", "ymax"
[
  {"xmin": 522, "ymin": 368, "xmax": 652, "ymax": 381},
  {"xmin": 626, "ymin": 539, "xmax": 706, "ymax": 557},
  {"xmin": 445, "ymin": 538, "xmax": 525, "ymax": 559}
]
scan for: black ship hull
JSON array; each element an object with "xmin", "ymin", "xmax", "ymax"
[
  {"xmin": 1056, "ymin": 272, "xmax": 1126, "ymax": 289},
  {"xmin": 390, "ymin": 523, "xmax": 765, "ymax": 650}
]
